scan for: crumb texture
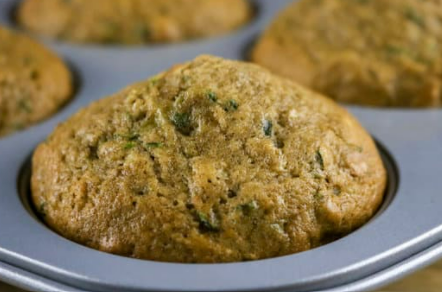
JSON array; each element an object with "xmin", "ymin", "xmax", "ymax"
[{"xmin": 32, "ymin": 55, "xmax": 386, "ymax": 263}]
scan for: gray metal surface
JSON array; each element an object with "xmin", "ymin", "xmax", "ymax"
[{"xmin": 0, "ymin": 0, "xmax": 441, "ymax": 291}]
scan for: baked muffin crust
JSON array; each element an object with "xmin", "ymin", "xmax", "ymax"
[
  {"xmin": 32, "ymin": 55, "xmax": 386, "ymax": 263},
  {"xmin": 0, "ymin": 26, "xmax": 72, "ymax": 137},
  {"xmin": 252, "ymin": 0, "xmax": 442, "ymax": 107},
  {"xmin": 18, "ymin": 0, "xmax": 252, "ymax": 45}
]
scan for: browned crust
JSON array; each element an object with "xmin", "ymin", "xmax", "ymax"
[
  {"xmin": 0, "ymin": 26, "xmax": 72, "ymax": 137},
  {"xmin": 32, "ymin": 55, "xmax": 386, "ymax": 263}
]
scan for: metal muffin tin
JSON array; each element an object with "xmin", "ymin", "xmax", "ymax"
[{"xmin": 0, "ymin": 0, "xmax": 441, "ymax": 291}]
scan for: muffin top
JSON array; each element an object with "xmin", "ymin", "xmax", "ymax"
[
  {"xmin": 32, "ymin": 55, "xmax": 386, "ymax": 263},
  {"xmin": 0, "ymin": 26, "xmax": 72, "ymax": 138},
  {"xmin": 252, "ymin": 0, "xmax": 442, "ymax": 107},
  {"xmin": 18, "ymin": 0, "xmax": 252, "ymax": 45}
]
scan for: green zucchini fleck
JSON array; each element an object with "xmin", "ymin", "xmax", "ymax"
[
  {"xmin": 124, "ymin": 142, "xmax": 136, "ymax": 150},
  {"xmin": 145, "ymin": 142, "xmax": 163, "ymax": 149},
  {"xmin": 134, "ymin": 24, "xmax": 151, "ymax": 41},
  {"xmin": 172, "ymin": 112, "xmax": 193, "ymax": 135},
  {"xmin": 238, "ymin": 201, "xmax": 258, "ymax": 214},
  {"xmin": 314, "ymin": 190, "xmax": 323, "ymax": 200},
  {"xmin": 263, "ymin": 119, "xmax": 273, "ymax": 136},
  {"xmin": 223, "ymin": 99, "xmax": 239, "ymax": 112},
  {"xmin": 385, "ymin": 45, "xmax": 406, "ymax": 56},
  {"xmin": 18, "ymin": 99, "xmax": 32, "ymax": 113},
  {"xmin": 206, "ymin": 91, "xmax": 217, "ymax": 102},
  {"xmin": 405, "ymin": 7, "xmax": 425, "ymax": 28},
  {"xmin": 38, "ymin": 202, "xmax": 47, "ymax": 218},
  {"xmin": 196, "ymin": 211, "xmax": 219, "ymax": 232},
  {"xmin": 316, "ymin": 150, "xmax": 324, "ymax": 170}
]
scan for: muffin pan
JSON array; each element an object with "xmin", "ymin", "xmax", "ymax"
[{"xmin": 0, "ymin": 0, "xmax": 441, "ymax": 291}]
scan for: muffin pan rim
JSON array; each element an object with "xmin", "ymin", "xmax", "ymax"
[
  {"xmin": 2, "ymin": 140, "xmax": 398, "ymax": 292},
  {"xmin": 1, "ymin": 0, "xmax": 442, "ymax": 291},
  {"xmin": 4, "ymin": 237, "xmax": 442, "ymax": 292}
]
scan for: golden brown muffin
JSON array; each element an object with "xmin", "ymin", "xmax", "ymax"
[
  {"xmin": 252, "ymin": 0, "xmax": 442, "ymax": 108},
  {"xmin": 32, "ymin": 55, "xmax": 386, "ymax": 263},
  {"xmin": 0, "ymin": 26, "xmax": 72, "ymax": 138},
  {"xmin": 18, "ymin": 0, "xmax": 252, "ymax": 45}
]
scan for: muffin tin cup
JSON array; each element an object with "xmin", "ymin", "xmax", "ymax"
[{"xmin": 1, "ymin": 0, "xmax": 442, "ymax": 291}]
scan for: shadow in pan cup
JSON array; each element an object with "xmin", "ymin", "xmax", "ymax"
[
  {"xmin": 17, "ymin": 137, "xmax": 399, "ymax": 259},
  {"xmin": 369, "ymin": 140, "xmax": 398, "ymax": 220},
  {"xmin": 6, "ymin": 0, "xmax": 18, "ymax": 26}
]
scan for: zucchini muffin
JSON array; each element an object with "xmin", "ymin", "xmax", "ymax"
[
  {"xmin": 0, "ymin": 26, "xmax": 72, "ymax": 138},
  {"xmin": 32, "ymin": 55, "xmax": 386, "ymax": 263},
  {"xmin": 252, "ymin": 0, "xmax": 442, "ymax": 107},
  {"xmin": 18, "ymin": 0, "xmax": 252, "ymax": 45}
]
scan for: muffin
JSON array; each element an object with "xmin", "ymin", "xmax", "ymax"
[
  {"xmin": 252, "ymin": 0, "xmax": 442, "ymax": 107},
  {"xmin": 0, "ymin": 26, "xmax": 72, "ymax": 138},
  {"xmin": 18, "ymin": 0, "xmax": 252, "ymax": 45},
  {"xmin": 32, "ymin": 55, "xmax": 386, "ymax": 263}
]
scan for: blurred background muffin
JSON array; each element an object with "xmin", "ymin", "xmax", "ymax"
[
  {"xmin": 18, "ymin": 0, "xmax": 252, "ymax": 45},
  {"xmin": 0, "ymin": 26, "xmax": 72, "ymax": 138},
  {"xmin": 252, "ymin": 0, "xmax": 442, "ymax": 107}
]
